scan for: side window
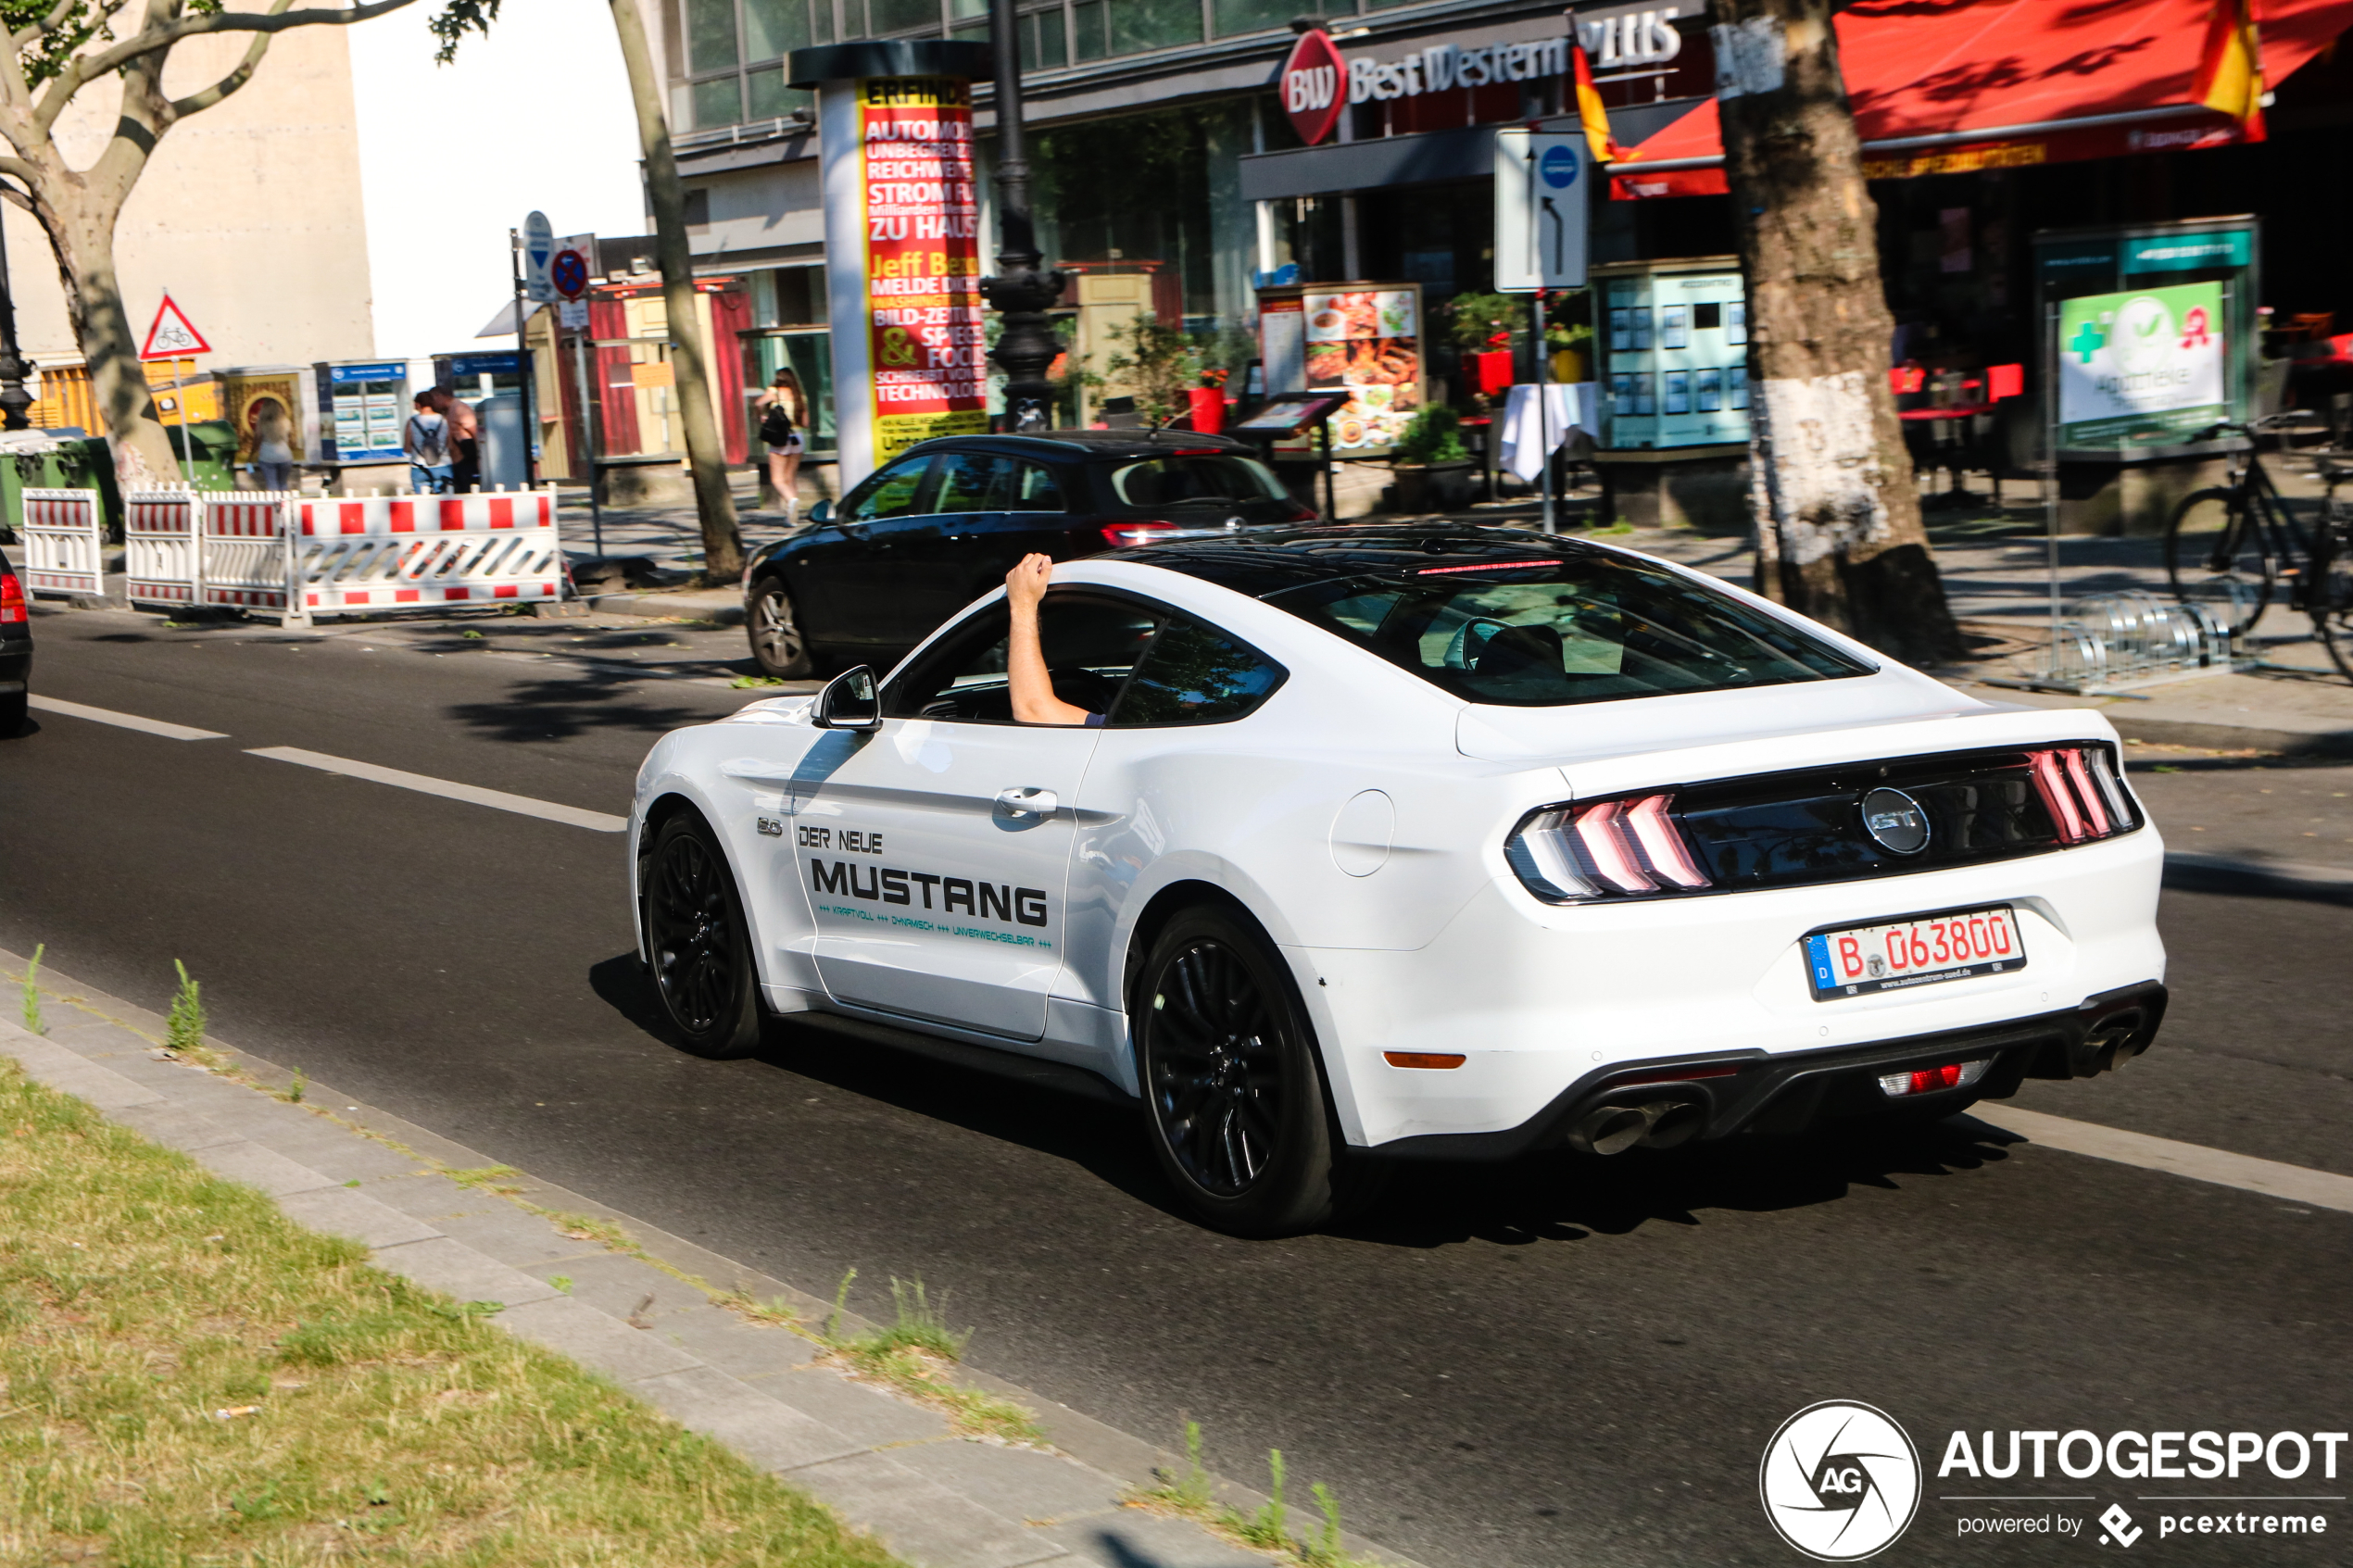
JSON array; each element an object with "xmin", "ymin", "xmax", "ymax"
[
  {"xmin": 1111, "ymin": 616, "xmax": 1287, "ymax": 726},
  {"xmin": 1011, "ymin": 462, "xmax": 1065, "ymax": 511},
  {"xmin": 840, "ymin": 456, "xmax": 933, "ymax": 523},
  {"xmin": 934, "ymin": 453, "xmax": 1014, "ymax": 514},
  {"xmin": 882, "ymin": 596, "xmax": 1163, "ymax": 723}
]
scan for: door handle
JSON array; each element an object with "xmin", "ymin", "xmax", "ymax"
[{"xmin": 996, "ymin": 786, "xmax": 1057, "ymax": 818}]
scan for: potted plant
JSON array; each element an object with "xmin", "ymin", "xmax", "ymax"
[
  {"xmin": 1188, "ymin": 366, "xmax": 1229, "ymax": 434},
  {"xmin": 1390, "ymin": 406, "xmax": 1473, "ymax": 514}
]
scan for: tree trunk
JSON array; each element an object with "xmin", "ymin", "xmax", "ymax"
[
  {"xmin": 607, "ymin": 0, "xmax": 743, "ymax": 583},
  {"xmin": 1709, "ymin": 0, "xmax": 1961, "ymax": 665},
  {"xmin": 31, "ymin": 178, "xmax": 181, "ymax": 491}
]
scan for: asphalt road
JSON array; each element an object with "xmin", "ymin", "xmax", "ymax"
[{"xmin": 6, "ymin": 605, "xmax": 2349, "ymax": 1568}]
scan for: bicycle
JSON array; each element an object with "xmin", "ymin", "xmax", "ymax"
[{"xmin": 2161, "ymin": 417, "xmax": 2353, "ymax": 681}]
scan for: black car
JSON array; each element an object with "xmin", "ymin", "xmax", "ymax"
[
  {"xmin": 0, "ymin": 541, "xmax": 28, "ymax": 734},
  {"xmin": 741, "ymin": 430, "xmax": 1315, "ymax": 677}
]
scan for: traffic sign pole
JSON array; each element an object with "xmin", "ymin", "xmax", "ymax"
[
  {"xmin": 509, "ymin": 229, "xmax": 540, "ymax": 492},
  {"xmin": 141, "ymin": 293, "xmax": 212, "ymax": 487},
  {"xmin": 551, "ymin": 237, "xmax": 601, "ymax": 558}
]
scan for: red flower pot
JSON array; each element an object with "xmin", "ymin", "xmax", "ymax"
[{"xmin": 1187, "ymin": 387, "xmax": 1227, "ymax": 434}]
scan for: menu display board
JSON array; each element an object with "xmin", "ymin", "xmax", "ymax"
[
  {"xmin": 1594, "ymin": 259, "xmax": 1751, "ymax": 451},
  {"xmin": 1256, "ymin": 282, "xmax": 1424, "ymax": 458}
]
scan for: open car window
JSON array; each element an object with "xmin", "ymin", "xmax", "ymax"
[
  {"xmin": 882, "ymin": 596, "xmax": 1164, "ymax": 724},
  {"xmin": 1265, "ymin": 553, "xmax": 1869, "ymax": 707}
]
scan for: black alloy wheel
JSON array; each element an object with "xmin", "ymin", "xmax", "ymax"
[
  {"xmin": 748, "ymin": 574, "xmax": 815, "ymax": 679},
  {"xmin": 1135, "ymin": 906, "xmax": 1348, "ymax": 1236},
  {"xmin": 643, "ymin": 813, "xmax": 761, "ymax": 1059}
]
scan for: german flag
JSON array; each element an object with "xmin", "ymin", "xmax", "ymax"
[
  {"xmin": 2193, "ymin": 0, "xmax": 2267, "ymax": 141},
  {"xmin": 1574, "ymin": 43, "xmax": 1629, "ymax": 163}
]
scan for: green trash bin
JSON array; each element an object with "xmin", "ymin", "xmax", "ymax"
[{"xmin": 0, "ymin": 432, "xmax": 122, "ymax": 542}]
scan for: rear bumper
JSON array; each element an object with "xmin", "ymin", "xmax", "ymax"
[
  {"xmin": 1376, "ymin": 979, "xmax": 2167, "ymax": 1161},
  {"xmin": 0, "ymin": 641, "xmax": 29, "ymax": 692}
]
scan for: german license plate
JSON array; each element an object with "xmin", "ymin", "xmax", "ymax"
[{"xmin": 1804, "ymin": 906, "xmax": 2026, "ymax": 1000}]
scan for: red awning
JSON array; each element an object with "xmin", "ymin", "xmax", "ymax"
[{"xmin": 1609, "ymin": 0, "xmax": 2353, "ymax": 199}]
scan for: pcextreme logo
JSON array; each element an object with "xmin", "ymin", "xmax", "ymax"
[{"xmin": 1759, "ymin": 1401, "xmax": 1923, "ymax": 1562}]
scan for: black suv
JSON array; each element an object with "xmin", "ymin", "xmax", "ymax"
[{"xmin": 742, "ymin": 430, "xmax": 1313, "ymax": 677}]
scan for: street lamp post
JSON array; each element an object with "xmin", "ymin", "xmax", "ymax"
[
  {"xmin": 0, "ymin": 195, "xmax": 33, "ymax": 430},
  {"xmin": 978, "ymin": 0, "xmax": 1063, "ymax": 431}
]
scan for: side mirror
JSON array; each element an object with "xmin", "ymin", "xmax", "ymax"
[
  {"xmin": 812, "ymin": 664, "xmax": 878, "ymax": 730},
  {"xmin": 808, "ymin": 498, "xmax": 834, "ymax": 525}
]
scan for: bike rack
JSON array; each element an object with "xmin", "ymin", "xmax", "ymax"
[{"xmin": 1982, "ymin": 588, "xmax": 2254, "ymax": 696}]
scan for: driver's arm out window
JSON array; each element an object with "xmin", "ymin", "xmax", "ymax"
[{"xmin": 883, "ymin": 596, "xmax": 1162, "ymax": 723}]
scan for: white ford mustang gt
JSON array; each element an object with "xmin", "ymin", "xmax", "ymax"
[{"xmin": 629, "ymin": 525, "xmax": 2166, "ymax": 1234}]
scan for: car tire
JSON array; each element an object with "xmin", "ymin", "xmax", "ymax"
[
  {"xmin": 1134, "ymin": 904, "xmax": 1354, "ymax": 1236},
  {"xmin": 641, "ymin": 811, "xmax": 762, "ymax": 1060},
  {"xmin": 747, "ymin": 574, "xmax": 814, "ymax": 679},
  {"xmin": 0, "ymin": 692, "xmax": 23, "ymax": 736}
]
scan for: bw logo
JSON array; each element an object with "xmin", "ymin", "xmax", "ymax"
[{"xmin": 1760, "ymin": 1401, "xmax": 1921, "ymax": 1561}]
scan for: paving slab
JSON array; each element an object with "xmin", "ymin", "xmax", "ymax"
[
  {"xmin": 786, "ymin": 1449, "xmax": 1069, "ymax": 1568},
  {"xmin": 233, "ymin": 1122, "xmax": 432, "ymax": 1183},
  {"xmin": 648, "ymin": 1301, "xmax": 824, "ymax": 1382},
  {"xmin": 759, "ymin": 1361, "xmax": 956, "ymax": 1447},
  {"xmin": 371, "ymin": 1236, "xmax": 564, "ymax": 1310},
  {"xmin": 274, "ymin": 1185, "xmax": 446, "ymax": 1248},
  {"xmin": 109, "ymin": 1100, "xmax": 241, "ymax": 1153},
  {"xmin": 631, "ymin": 1362, "xmax": 868, "ymax": 1472},
  {"xmin": 1038, "ymin": 1511, "xmax": 1273, "ymax": 1568},
  {"xmin": 494, "ymin": 1295, "xmax": 705, "ymax": 1383},
  {"xmin": 891, "ymin": 1439, "xmax": 1129, "ymax": 1527},
  {"xmin": 21, "ymin": 1059, "xmax": 166, "ymax": 1110},
  {"xmin": 393, "ymin": 1192, "xmax": 612, "ymax": 1267},
  {"xmin": 190, "ymin": 1140, "xmax": 339, "ymax": 1197},
  {"xmin": 519, "ymin": 1248, "xmax": 714, "ymax": 1323}
]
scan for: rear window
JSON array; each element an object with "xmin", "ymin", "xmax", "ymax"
[
  {"xmin": 1104, "ymin": 455, "xmax": 1288, "ymax": 510},
  {"xmin": 1266, "ymin": 553, "xmax": 1869, "ymax": 707}
]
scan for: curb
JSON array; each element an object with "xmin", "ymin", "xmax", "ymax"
[
  {"xmin": 582, "ymin": 588, "xmax": 746, "ymax": 625},
  {"xmin": 2162, "ymin": 851, "xmax": 2353, "ymax": 905},
  {"xmin": 0, "ymin": 950, "xmax": 1420, "ymax": 1568}
]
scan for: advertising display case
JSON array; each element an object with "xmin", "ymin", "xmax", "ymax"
[
  {"xmin": 1592, "ymin": 257, "xmax": 1752, "ymax": 451},
  {"xmin": 1255, "ymin": 281, "xmax": 1424, "ymax": 459},
  {"xmin": 313, "ymin": 359, "xmax": 410, "ymax": 465}
]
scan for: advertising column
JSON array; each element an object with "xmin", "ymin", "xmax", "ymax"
[{"xmin": 793, "ymin": 41, "xmax": 991, "ymax": 492}]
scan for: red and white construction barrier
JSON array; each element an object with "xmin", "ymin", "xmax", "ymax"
[
  {"xmin": 125, "ymin": 490, "xmax": 301, "ymax": 611},
  {"xmin": 284, "ymin": 488, "xmax": 563, "ymax": 626},
  {"xmin": 18, "ymin": 487, "xmax": 105, "ymax": 599}
]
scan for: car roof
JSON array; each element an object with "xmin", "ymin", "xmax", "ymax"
[
  {"xmin": 1101, "ymin": 524, "xmax": 1629, "ymax": 599},
  {"xmin": 895, "ymin": 430, "xmax": 1260, "ymax": 463}
]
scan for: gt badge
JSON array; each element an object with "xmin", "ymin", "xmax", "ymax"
[{"xmin": 1859, "ymin": 787, "xmax": 1929, "ymax": 856}]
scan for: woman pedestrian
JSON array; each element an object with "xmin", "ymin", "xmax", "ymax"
[{"xmin": 755, "ymin": 368, "xmax": 808, "ymax": 523}]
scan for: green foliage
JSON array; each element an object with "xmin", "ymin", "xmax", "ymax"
[
  {"xmin": 1234, "ymin": 1449, "xmax": 1289, "ymax": 1549},
  {"xmin": 20, "ymin": 942, "xmax": 43, "ymax": 1036},
  {"xmin": 1101, "ymin": 316, "xmax": 1201, "ymax": 427},
  {"xmin": 1392, "ymin": 407, "xmax": 1468, "ymax": 466},
  {"xmin": 862, "ymin": 1277, "xmax": 968, "ymax": 1361},
  {"xmin": 284, "ymin": 1067, "xmax": 305, "ymax": 1104},
  {"xmin": 1445, "ymin": 291, "xmax": 1522, "ymax": 351},
  {"xmin": 1307, "ymin": 1482, "xmax": 1347, "ymax": 1567},
  {"xmin": 165, "ymin": 960, "xmax": 204, "ymax": 1055},
  {"xmin": 428, "ymin": 0, "xmax": 503, "ymax": 66},
  {"xmin": 824, "ymin": 1266, "xmax": 858, "ymax": 1343}
]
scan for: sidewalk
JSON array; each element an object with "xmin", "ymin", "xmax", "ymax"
[{"xmin": 0, "ymin": 948, "xmax": 1414, "ymax": 1568}]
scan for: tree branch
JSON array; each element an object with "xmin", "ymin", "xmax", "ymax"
[
  {"xmin": 168, "ymin": 15, "xmax": 282, "ymax": 118},
  {"xmin": 13, "ymin": 0, "xmax": 94, "ymax": 47},
  {"xmin": 63, "ymin": 0, "xmax": 418, "ymax": 90}
]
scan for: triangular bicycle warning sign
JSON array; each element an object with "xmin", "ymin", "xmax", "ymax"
[{"xmin": 140, "ymin": 294, "xmax": 211, "ymax": 360}]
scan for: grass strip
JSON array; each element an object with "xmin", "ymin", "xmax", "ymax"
[{"xmin": 0, "ymin": 1059, "xmax": 905, "ymax": 1568}]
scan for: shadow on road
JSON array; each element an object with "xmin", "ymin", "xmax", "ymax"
[{"xmin": 446, "ymin": 672, "xmax": 730, "ymax": 744}]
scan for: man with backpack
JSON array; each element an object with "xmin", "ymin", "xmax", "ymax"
[{"xmin": 403, "ymin": 394, "xmax": 454, "ymax": 495}]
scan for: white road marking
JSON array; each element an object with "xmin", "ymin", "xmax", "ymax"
[
  {"xmin": 246, "ymin": 746, "xmax": 628, "ymax": 833},
  {"xmin": 28, "ymin": 694, "xmax": 228, "ymax": 741},
  {"xmin": 1972, "ymin": 1106, "xmax": 2353, "ymax": 1215}
]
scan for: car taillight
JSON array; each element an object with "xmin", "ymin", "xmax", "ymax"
[
  {"xmin": 2027, "ymin": 745, "xmax": 2133, "ymax": 845},
  {"xmin": 1505, "ymin": 793, "xmax": 1714, "ymax": 902},
  {"xmin": 1101, "ymin": 521, "xmax": 1181, "ymax": 548},
  {"xmin": 1878, "ymin": 1058, "xmax": 1992, "ymax": 1098},
  {"xmin": 1288, "ymin": 501, "xmax": 1321, "ymax": 521},
  {"xmin": 0, "ymin": 569, "xmax": 23, "ymax": 625}
]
